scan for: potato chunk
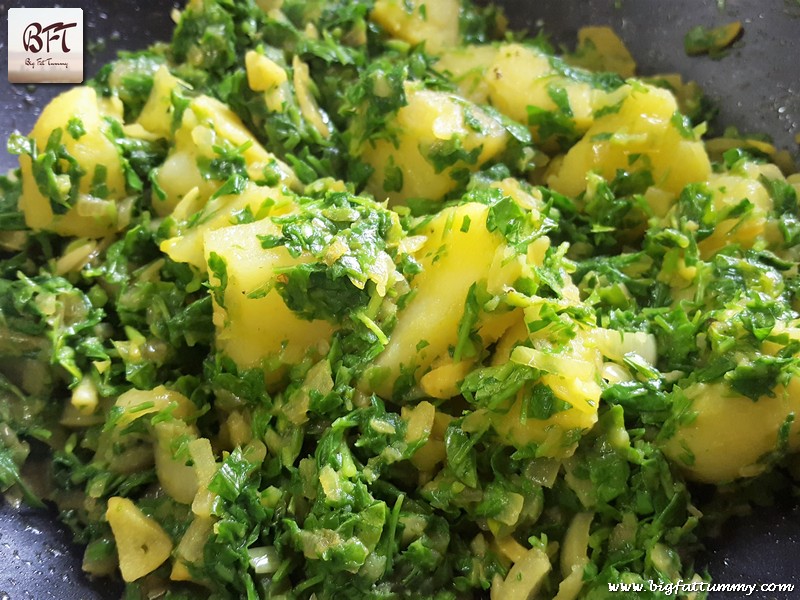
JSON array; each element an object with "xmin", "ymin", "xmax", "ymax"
[
  {"xmin": 18, "ymin": 87, "xmax": 128, "ymax": 237},
  {"xmin": 366, "ymin": 203, "xmax": 516, "ymax": 398},
  {"xmin": 154, "ymin": 420, "xmax": 198, "ymax": 505},
  {"xmin": 106, "ymin": 496, "xmax": 173, "ymax": 582},
  {"xmin": 136, "ymin": 65, "xmax": 183, "ymax": 139},
  {"xmin": 547, "ymin": 83, "xmax": 711, "ymax": 208},
  {"xmin": 570, "ymin": 26, "xmax": 636, "ymax": 78},
  {"xmin": 204, "ymin": 219, "xmax": 334, "ymax": 376},
  {"xmin": 490, "ymin": 547, "xmax": 551, "ymax": 600},
  {"xmin": 361, "ymin": 86, "xmax": 508, "ymax": 205},
  {"xmin": 170, "ymin": 515, "xmax": 214, "ymax": 582},
  {"xmin": 488, "ymin": 328, "xmax": 605, "ymax": 457},
  {"xmin": 480, "ymin": 300, "xmax": 656, "ymax": 458},
  {"xmin": 435, "ymin": 45, "xmax": 500, "ymax": 104},
  {"xmin": 663, "ymin": 380, "xmax": 800, "ymax": 483},
  {"xmin": 695, "ymin": 162, "xmax": 785, "ymax": 257},
  {"xmin": 486, "ymin": 44, "xmax": 598, "ymax": 145},
  {"xmin": 160, "ymin": 181, "xmax": 296, "ymax": 269},
  {"xmin": 371, "ymin": 0, "xmax": 460, "ymax": 53},
  {"xmin": 152, "ymin": 94, "xmax": 298, "ymax": 217},
  {"xmin": 138, "ymin": 67, "xmax": 299, "ymax": 219}
]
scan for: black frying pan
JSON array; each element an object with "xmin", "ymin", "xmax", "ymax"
[{"xmin": 0, "ymin": 1, "xmax": 798, "ymax": 598}]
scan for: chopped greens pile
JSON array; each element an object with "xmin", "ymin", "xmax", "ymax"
[{"xmin": 1, "ymin": 1, "xmax": 799, "ymax": 599}]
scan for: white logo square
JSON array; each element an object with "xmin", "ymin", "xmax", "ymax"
[{"xmin": 8, "ymin": 8, "xmax": 84, "ymax": 84}]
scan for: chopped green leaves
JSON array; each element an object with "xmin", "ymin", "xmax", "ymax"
[
  {"xmin": 207, "ymin": 251, "xmax": 229, "ymax": 308},
  {"xmin": 0, "ymin": 3, "xmax": 797, "ymax": 600},
  {"xmin": 9, "ymin": 129, "xmax": 84, "ymax": 215},
  {"xmin": 684, "ymin": 22, "xmax": 743, "ymax": 57}
]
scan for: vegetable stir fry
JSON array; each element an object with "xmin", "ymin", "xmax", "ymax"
[{"xmin": 1, "ymin": 0, "xmax": 799, "ymax": 598}]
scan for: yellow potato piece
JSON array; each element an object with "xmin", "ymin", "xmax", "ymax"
[
  {"xmin": 204, "ymin": 219, "xmax": 334, "ymax": 376},
  {"xmin": 106, "ymin": 496, "xmax": 173, "ymax": 582},
  {"xmin": 489, "ymin": 372, "xmax": 599, "ymax": 457},
  {"xmin": 486, "ymin": 43, "xmax": 598, "ymax": 145},
  {"xmin": 663, "ymin": 380, "xmax": 800, "ymax": 483},
  {"xmin": 695, "ymin": 162, "xmax": 784, "ymax": 257},
  {"xmin": 571, "ymin": 26, "xmax": 636, "ymax": 78},
  {"xmin": 371, "ymin": 0, "xmax": 460, "ymax": 53},
  {"xmin": 19, "ymin": 86, "xmax": 127, "ymax": 237},
  {"xmin": 137, "ymin": 65, "xmax": 183, "ymax": 139},
  {"xmin": 435, "ymin": 45, "xmax": 500, "ymax": 104},
  {"xmin": 402, "ymin": 400, "xmax": 435, "ymax": 443},
  {"xmin": 365, "ymin": 203, "xmax": 510, "ymax": 398},
  {"xmin": 487, "ymin": 308, "xmax": 612, "ymax": 457},
  {"xmin": 362, "ymin": 86, "xmax": 508, "ymax": 205},
  {"xmin": 161, "ymin": 181, "xmax": 295, "ymax": 269},
  {"xmin": 547, "ymin": 83, "xmax": 711, "ymax": 209},
  {"xmin": 419, "ymin": 360, "xmax": 473, "ymax": 399},
  {"xmin": 490, "ymin": 547, "xmax": 551, "ymax": 600},
  {"xmin": 152, "ymin": 93, "xmax": 298, "ymax": 217},
  {"xmin": 245, "ymin": 50, "xmax": 287, "ymax": 92},
  {"xmin": 154, "ymin": 421, "xmax": 198, "ymax": 505},
  {"xmin": 171, "ymin": 515, "xmax": 214, "ymax": 582}
]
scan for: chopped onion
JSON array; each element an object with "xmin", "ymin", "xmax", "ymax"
[{"xmin": 248, "ymin": 546, "xmax": 280, "ymax": 575}]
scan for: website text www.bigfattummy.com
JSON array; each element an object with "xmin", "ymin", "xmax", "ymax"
[{"xmin": 607, "ymin": 580, "xmax": 796, "ymax": 596}]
